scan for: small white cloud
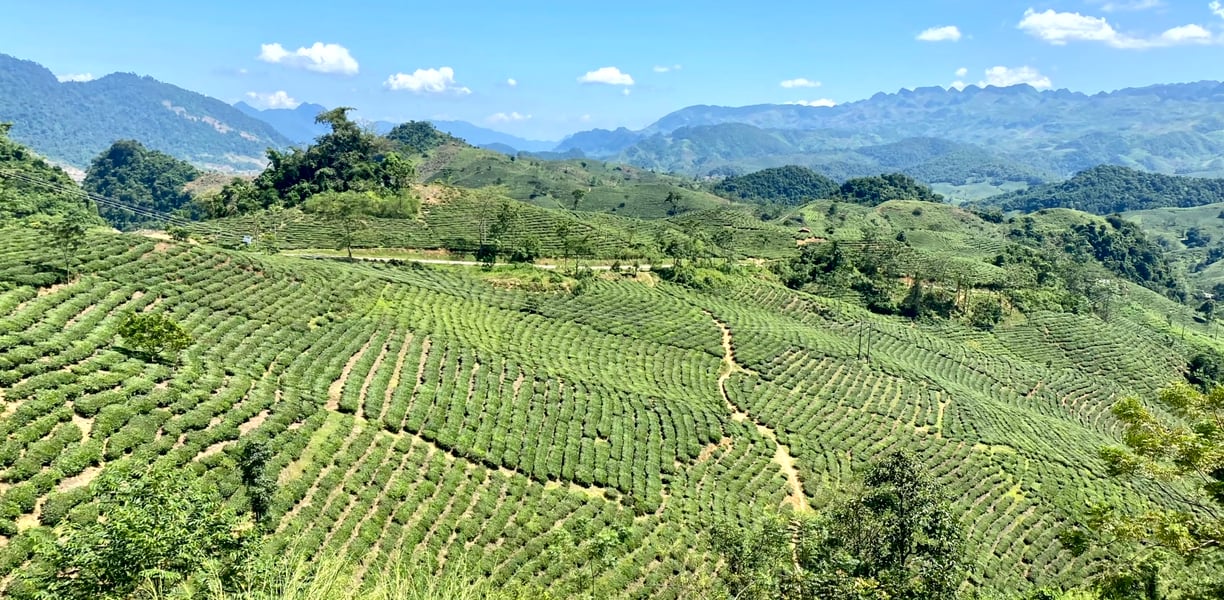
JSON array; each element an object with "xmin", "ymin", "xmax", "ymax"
[
  {"xmin": 1092, "ymin": 0, "xmax": 1163, "ymax": 11},
  {"xmin": 780, "ymin": 78, "xmax": 821, "ymax": 88},
  {"xmin": 56, "ymin": 73, "xmax": 94, "ymax": 82},
  {"xmin": 784, "ymin": 99, "xmax": 837, "ymax": 107},
  {"xmin": 258, "ymin": 42, "xmax": 359, "ymax": 75},
  {"xmin": 384, "ymin": 67, "xmax": 472, "ymax": 95},
  {"xmin": 579, "ymin": 114, "xmax": 592, "ymax": 122},
  {"xmin": 1018, "ymin": 8, "xmax": 1217, "ymax": 48},
  {"xmin": 244, "ymin": 91, "xmax": 301, "ymax": 109},
  {"xmin": 579, "ymin": 66, "xmax": 634, "ymax": 85},
  {"xmin": 1161, "ymin": 23, "xmax": 1213, "ymax": 42},
  {"xmin": 506, "ymin": 78, "xmax": 518, "ymax": 87},
  {"xmin": 622, "ymin": 88, "xmax": 631, "ymax": 96},
  {"xmin": 950, "ymin": 81, "xmax": 969, "ymax": 91},
  {"xmin": 1212, "ymin": 1, "xmax": 1224, "ymax": 19},
  {"xmin": 653, "ymin": 64, "xmax": 683, "ymax": 73},
  {"xmin": 955, "ymin": 67, "xmax": 969, "ymax": 78},
  {"xmin": 487, "ymin": 112, "xmax": 531, "ymax": 123},
  {"xmin": 980, "ymin": 65, "xmax": 1053, "ymax": 89},
  {"xmin": 917, "ymin": 25, "xmax": 963, "ymax": 42}
]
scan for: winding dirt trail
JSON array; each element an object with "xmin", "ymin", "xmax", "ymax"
[{"xmin": 709, "ymin": 314, "xmax": 809, "ymax": 512}]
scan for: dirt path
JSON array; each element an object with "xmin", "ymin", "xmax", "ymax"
[{"xmin": 709, "ymin": 313, "xmax": 809, "ymax": 513}]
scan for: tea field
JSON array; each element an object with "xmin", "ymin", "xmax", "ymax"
[{"xmin": 0, "ymin": 226, "xmax": 1206, "ymax": 596}]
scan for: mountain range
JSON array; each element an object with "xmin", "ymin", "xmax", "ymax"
[
  {"xmin": 3, "ymin": 50, "xmax": 1224, "ymax": 185},
  {"xmin": 232, "ymin": 101, "xmax": 556, "ymax": 153},
  {"xmin": 0, "ymin": 53, "xmax": 291, "ymax": 172},
  {"xmin": 560, "ymin": 82, "xmax": 1224, "ymax": 180}
]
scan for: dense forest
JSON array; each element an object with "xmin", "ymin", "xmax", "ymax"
[
  {"xmin": 711, "ymin": 165, "xmax": 839, "ymax": 205},
  {"xmin": 82, "ymin": 140, "xmax": 200, "ymax": 230},
  {"xmin": 985, "ymin": 165, "xmax": 1224, "ymax": 214}
]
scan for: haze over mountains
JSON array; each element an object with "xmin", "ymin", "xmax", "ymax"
[{"xmin": 4, "ymin": 51, "xmax": 1224, "ymax": 186}]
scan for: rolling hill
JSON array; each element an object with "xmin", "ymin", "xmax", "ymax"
[{"xmin": 0, "ymin": 54, "xmax": 291, "ymax": 172}]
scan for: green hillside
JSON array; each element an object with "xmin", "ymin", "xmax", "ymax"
[
  {"xmin": 419, "ymin": 144, "xmax": 729, "ymax": 218},
  {"xmin": 0, "ymin": 217, "xmax": 1215, "ymax": 597}
]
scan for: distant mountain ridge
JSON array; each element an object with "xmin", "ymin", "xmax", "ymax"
[
  {"xmin": 0, "ymin": 53, "xmax": 291, "ymax": 172},
  {"xmin": 559, "ymin": 82, "xmax": 1224, "ymax": 179},
  {"xmin": 233, "ymin": 101, "xmax": 555, "ymax": 153}
]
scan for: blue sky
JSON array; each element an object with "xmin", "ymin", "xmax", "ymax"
[{"xmin": 6, "ymin": 0, "xmax": 1224, "ymax": 140}]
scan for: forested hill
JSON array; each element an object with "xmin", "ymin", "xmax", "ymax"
[
  {"xmin": 0, "ymin": 54, "xmax": 291, "ymax": 171},
  {"xmin": 982, "ymin": 165, "xmax": 1224, "ymax": 214}
]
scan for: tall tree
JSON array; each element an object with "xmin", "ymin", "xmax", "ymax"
[
  {"xmin": 1064, "ymin": 383, "xmax": 1224, "ymax": 599},
  {"xmin": 304, "ymin": 191, "xmax": 370, "ymax": 260},
  {"xmin": 47, "ymin": 207, "xmax": 91, "ymax": 280},
  {"xmin": 712, "ymin": 450, "xmax": 965, "ymax": 600},
  {"xmin": 23, "ymin": 465, "xmax": 255, "ymax": 600}
]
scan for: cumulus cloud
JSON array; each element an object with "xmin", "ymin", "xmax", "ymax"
[
  {"xmin": 506, "ymin": 78, "xmax": 518, "ymax": 87},
  {"xmin": 56, "ymin": 73, "xmax": 94, "ymax": 82},
  {"xmin": 1212, "ymin": 1, "xmax": 1224, "ymax": 19},
  {"xmin": 955, "ymin": 67, "xmax": 969, "ymax": 77},
  {"xmin": 784, "ymin": 99, "xmax": 837, "ymax": 107},
  {"xmin": 384, "ymin": 67, "xmax": 472, "ymax": 94},
  {"xmin": 917, "ymin": 25, "xmax": 963, "ymax": 42},
  {"xmin": 780, "ymin": 78, "xmax": 821, "ymax": 88},
  {"xmin": 258, "ymin": 42, "xmax": 359, "ymax": 75},
  {"xmin": 578, "ymin": 66, "xmax": 634, "ymax": 85},
  {"xmin": 980, "ymin": 66, "xmax": 1053, "ymax": 89},
  {"xmin": 244, "ymin": 91, "xmax": 301, "ymax": 110},
  {"xmin": 1018, "ymin": 8, "xmax": 1216, "ymax": 48},
  {"xmin": 488, "ymin": 112, "xmax": 531, "ymax": 123},
  {"xmin": 653, "ymin": 64, "xmax": 682, "ymax": 73}
]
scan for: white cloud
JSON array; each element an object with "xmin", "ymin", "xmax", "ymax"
[
  {"xmin": 950, "ymin": 81, "xmax": 969, "ymax": 91},
  {"xmin": 622, "ymin": 88, "xmax": 631, "ymax": 96},
  {"xmin": 384, "ymin": 67, "xmax": 472, "ymax": 94},
  {"xmin": 506, "ymin": 78, "xmax": 518, "ymax": 87},
  {"xmin": 578, "ymin": 66, "xmax": 634, "ymax": 85},
  {"xmin": 1212, "ymin": 1, "xmax": 1224, "ymax": 19},
  {"xmin": 579, "ymin": 114, "xmax": 592, "ymax": 122},
  {"xmin": 258, "ymin": 42, "xmax": 359, "ymax": 75},
  {"xmin": 1161, "ymin": 23, "xmax": 1213, "ymax": 42},
  {"xmin": 917, "ymin": 25, "xmax": 963, "ymax": 42},
  {"xmin": 1092, "ymin": 0, "xmax": 1163, "ymax": 11},
  {"xmin": 244, "ymin": 91, "xmax": 301, "ymax": 109},
  {"xmin": 780, "ymin": 78, "xmax": 821, "ymax": 88},
  {"xmin": 653, "ymin": 64, "xmax": 683, "ymax": 73},
  {"xmin": 980, "ymin": 65, "xmax": 1053, "ymax": 89},
  {"xmin": 1018, "ymin": 8, "xmax": 1217, "ymax": 48},
  {"xmin": 56, "ymin": 73, "xmax": 94, "ymax": 82},
  {"xmin": 784, "ymin": 99, "xmax": 837, "ymax": 107},
  {"xmin": 488, "ymin": 112, "xmax": 531, "ymax": 123},
  {"xmin": 955, "ymin": 67, "xmax": 968, "ymax": 77}
]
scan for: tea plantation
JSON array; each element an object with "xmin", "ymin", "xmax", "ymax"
[{"xmin": 0, "ymin": 223, "xmax": 1208, "ymax": 597}]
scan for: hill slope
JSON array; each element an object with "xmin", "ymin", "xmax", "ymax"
[
  {"xmin": 0, "ymin": 222, "xmax": 1212, "ymax": 596},
  {"xmin": 0, "ymin": 54, "xmax": 290, "ymax": 171}
]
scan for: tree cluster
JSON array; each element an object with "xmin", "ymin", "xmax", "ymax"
[
  {"xmin": 712, "ymin": 165, "xmax": 840, "ymax": 205},
  {"xmin": 82, "ymin": 139, "xmax": 199, "ymax": 229},
  {"xmin": 203, "ymin": 108, "xmax": 415, "ymax": 217},
  {"xmin": 712, "ymin": 451, "xmax": 965, "ymax": 600},
  {"xmin": 988, "ymin": 165, "xmax": 1224, "ymax": 215}
]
